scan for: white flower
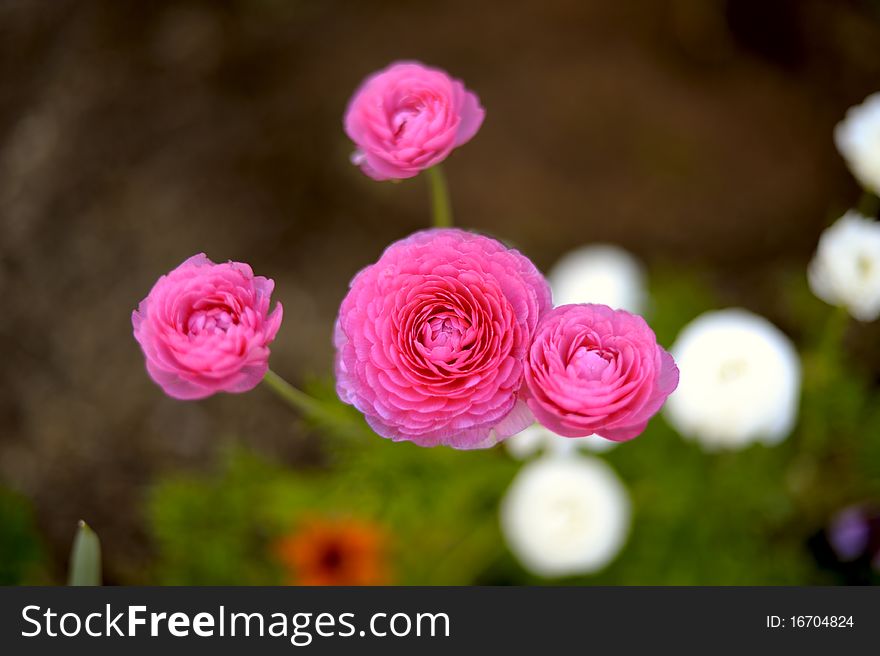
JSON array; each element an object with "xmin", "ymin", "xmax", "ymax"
[
  {"xmin": 808, "ymin": 211, "xmax": 880, "ymax": 322},
  {"xmin": 547, "ymin": 244, "xmax": 647, "ymax": 313},
  {"xmin": 505, "ymin": 423, "xmax": 617, "ymax": 460},
  {"xmin": 664, "ymin": 309, "xmax": 801, "ymax": 450},
  {"xmin": 835, "ymin": 92, "xmax": 880, "ymax": 193},
  {"xmin": 500, "ymin": 455, "xmax": 630, "ymax": 578}
]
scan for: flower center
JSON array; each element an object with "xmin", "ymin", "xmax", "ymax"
[
  {"xmin": 318, "ymin": 542, "xmax": 344, "ymax": 573},
  {"xmin": 857, "ymin": 253, "xmax": 873, "ymax": 279},
  {"xmin": 391, "ymin": 102, "xmax": 423, "ymax": 139},
  {"xmin": 547, "ymin": 495, "xmax": 592, "ymax": 540},
  {"xmin": 390, "ymin": 93, "xmax": 441, "ymax": 141},
  {"xmin": 718, "ymin": 358, "xmax": 748, "ymax": 382},
  {"xmin": 568, "ymin": 346, "xmax": 613, "ymax": 381},
  {"xmin": 419, "ymin": 314, "xmax": 470, "ymax": 360},
  {"xmin": 187, "ymin": 299, "xmax": 238, "ymax": 337}
]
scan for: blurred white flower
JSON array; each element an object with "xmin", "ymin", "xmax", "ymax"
[
  {"xmin": 505, "ymin": 423, "xmax": 616, "ymax": 460},
  {"xmin": 808, "ymin": 211, "xmax": 880, "ymax": 322},
  {"xmin": 500, "ymin": 455, "xmax": 630, "ymax": 578},
  {"xmin": 547, "ymin": 244, "xmax": 647, "ymax": 313},
  {"xmin": 835, "ymin": 92, "xmax": 880, "ymax": 193},
  {"xmin": 664, "ymin": 309, "xmax": 801, "ymax": 450}
]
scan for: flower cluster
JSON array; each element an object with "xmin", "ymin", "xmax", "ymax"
[
  {"xmin": 334, "ymin": 230, "xmax": 677, "ymax": 448},
  {"xmin": 814, "ymin": 92, "xmax": 880, "ymax": 322},
  {"xmin": 132, "ymin": 61, "xmax": 678, "ymax": 452},
  {"xmin": 123, "ymin": 54, "xmax": 880, "ymax": 588}
]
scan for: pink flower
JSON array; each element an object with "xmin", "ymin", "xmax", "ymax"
[
  {"xmin": 344, "ymin": 61, "xmax": 485, "ymax": 181},
  {"xmin": 524, "ymin": 304, "xmax": 678, "ymax": 440},
  {"xmin": 132, "ymin": 254, "xmax": 283, "ymax": 400},
  {"xmin": 335, "ymin": 229, "xmax": 551, "ymax": 448}
]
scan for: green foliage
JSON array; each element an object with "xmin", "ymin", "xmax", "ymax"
[
  {"xmin": 149, "ymin": 439, "xmax": 519, "ymax": 585},
  {"xmin": 149, "ymin": 450, "xmax": 291, "ymax": 585},
  {"xmin": 0, "ymin": 487, "xmax": 46, "ymax": 585},
  {"xmin": 646, "ymin": 265, "xmax": 718, "ymax": 347}
]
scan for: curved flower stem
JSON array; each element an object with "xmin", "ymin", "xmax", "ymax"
[
  {"xmin": 262, "ymin": 369, "xmax": 344, "ymax": 428},
  {"xmin": 427, "ymin": 165, "xmax": 453, "ymax": 228},
  {"xmin": 820, "ymin": 304, "xmax": 850, "ymax": 362}
]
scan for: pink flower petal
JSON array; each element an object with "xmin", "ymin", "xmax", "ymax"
[
  {"xmin": 132, "ymin": 254, "xmax": 283, "ymax": 400},
  {"xmin": 524, "ymin": 303, "xmax": 678, "ymax": 440},
  {"xmin": 335, "ymin": 228, "xmax": 550, "ymax": 448},
  {"xmin": 344, "ymin": 61, "xmax": 484, "ymax": 180}
]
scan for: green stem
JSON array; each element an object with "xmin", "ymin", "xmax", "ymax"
[
  {"xmin": 263, "ymin": 369, "xmax": 333, "ymax": 422},
  {"xmin": 427, "ymin": 165, "xmax": 453, "ymax": 228},
  {"xmin": 819, "ymin": 304, "xmax": 850, "ymax": 362},
  {"xmin": 262, "ymin": 369, "xmax": 372, "ymax": 439}
]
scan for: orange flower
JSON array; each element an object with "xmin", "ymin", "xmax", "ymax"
[{"xmin": 275, "ymin": 517, "xmax": 390, "ymax": 586}]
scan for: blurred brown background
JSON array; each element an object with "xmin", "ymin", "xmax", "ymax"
[{"xmin": 1, "ymin": 0, "xmax": 879, "ymax": 582}]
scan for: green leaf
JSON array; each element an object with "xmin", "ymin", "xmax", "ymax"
[{"xmin": 67, "ymin": 521, "xmax": 101, "ymax": 586}]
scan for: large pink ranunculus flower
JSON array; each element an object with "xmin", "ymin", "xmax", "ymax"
[
  {"xmin": 132, "ymin": 254, "xmax": 283, "ymax": 400},
  {"xmin": 524, "ymin": 304, "xmax": 678, "ymax": 441},
  {"xmin": 344, "ymin": 61, "xmax": 485, "ymax": 181},
  {"xmin": 335, "ymin": 229, "xmax": 551, "ymax": 448}
]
